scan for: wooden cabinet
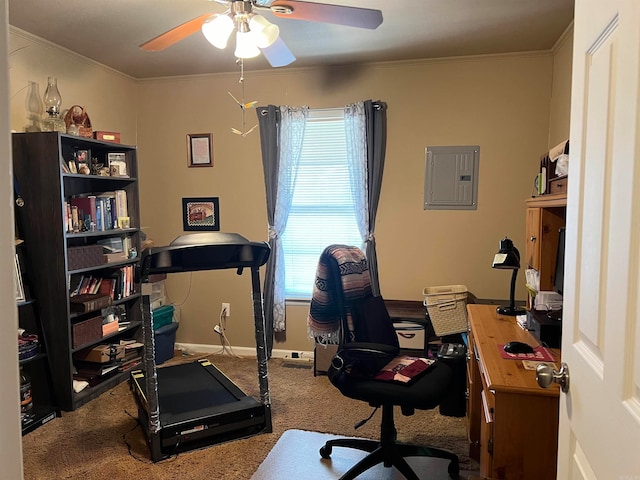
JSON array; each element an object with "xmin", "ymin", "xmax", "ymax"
[
  {"xmin": 12, "ymin": 132, "xmax": 142, "ymax": 411},
  {"xmin": 466, "ymin": 304, "xmax": 560, "ymax": 479},
  {"xmin": 524, "ymin": 193, "xmax": 566, "ymax": 291}
]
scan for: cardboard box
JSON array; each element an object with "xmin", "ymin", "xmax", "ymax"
[{"xmin": 74, "ymin": 343, "xmax": 125, "ymax": 363}]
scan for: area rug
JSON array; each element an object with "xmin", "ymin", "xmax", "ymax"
[{"xmin": 251, "ymin": 429, "xmax": 476, "ymax": 480}]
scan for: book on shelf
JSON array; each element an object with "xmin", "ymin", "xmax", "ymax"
[
  {"xmin": 97, "ymin": 192, "xmax": 117, "ymax": 230},
  {"xmin": 70, "ymin": 195, "xmax": 97, "ymax": 231},
  {"xmin": 73, "ymin": 363, "xmax": 120, "ymax": 386},
  {"xmin": 115, "ymin": 189, "xmax": 128, "ymax": 221},
  {"xmin": 98, "ymin": 277, "xmax": 116, "ymax": 299},
  {"xmin": 69, "ymin": 293, "xmax": 112, "ymax": 313},
  {"xmin": 119, "ymin": 355, "xmax": 142, "ymax": 372}
]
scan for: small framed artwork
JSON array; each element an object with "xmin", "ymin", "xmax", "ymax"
[
  {"xmin": 75, "ymin": 149, "xmax": 90, "ymax": 164},
  {"xmin": 75, "ymin": 149, "xmax": 91, "ymax": 174},
  {"xmin": 182, "ymin": 197, "xmax": 220, "ymax": 231},
  {"xmin": 15, "ymin": 253, "xmax": 25, "ymax": 302},
  {"xmin": 107, "ymin": 152, "xmax": 128, "ymax": 177},
  {"xmin": 187, "ymin": 133, "xmax": 213, "ymax": 167}
]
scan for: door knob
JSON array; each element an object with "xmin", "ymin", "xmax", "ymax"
[{"xmin": 536, "ymin": 362, "xmax": 570, "ymax": 393}]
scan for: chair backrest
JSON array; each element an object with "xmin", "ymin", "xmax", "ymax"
[{"xmin": 308, "ymin": 244, "xmax": 399, "ymax": 349}]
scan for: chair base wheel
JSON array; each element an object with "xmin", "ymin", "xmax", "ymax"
[
  {"xmin": 319, "ymin": 444, "xmax": 332, "ymax": 459},
  {"xmin": 448, "ymin": 457, "xmax": 460, "ymax": 479}
]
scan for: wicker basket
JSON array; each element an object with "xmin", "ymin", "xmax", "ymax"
[
  {"xmin": 71, "ymin": 315, "xmax": 103, "ymax": 348},
  {"xmin": 422, "ymin": 284, "xmax": 468, "ymax": 336},
  {"xmin": 67, "ymin": 245, "xmax": 104, "ymax": 270}
]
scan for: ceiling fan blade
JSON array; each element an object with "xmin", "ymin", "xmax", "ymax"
[
  {"xmin": 140, "ymin": 13, "xmax": 213, "ymax": 51},
  {"xmin": 270, "ymin": 1, "xmax": 383, "ymax": 29},
  {"xmin": 260, "ymin": 37, "xmax": 296, "ymax": 67}
]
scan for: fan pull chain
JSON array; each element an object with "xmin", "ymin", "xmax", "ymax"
[{"xmin": 228, "ymin": 58, "xmax": 258, "ymax": 137}]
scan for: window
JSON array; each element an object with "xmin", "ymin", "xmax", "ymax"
[{"xmin": 283, "ymin": 109, "xmax": 363, "ymax": 299}]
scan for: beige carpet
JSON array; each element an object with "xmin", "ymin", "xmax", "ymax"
[{"xmin": 22, "ymin": 354, "xmax": 477, "ymax": 479}]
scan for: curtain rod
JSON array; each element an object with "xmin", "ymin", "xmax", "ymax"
[{"xmin": 258, "ymin": 102, "xmax": 383, "ymax": 116}]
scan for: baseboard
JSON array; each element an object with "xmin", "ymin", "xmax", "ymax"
[{"xmin": 175, "ymin": 342, "xmax": 315, "ymax": 363}]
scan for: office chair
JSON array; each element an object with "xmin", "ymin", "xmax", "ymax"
[{"xmin": 308, "ymin": 245, "xmax": 460, "ymax": 480}]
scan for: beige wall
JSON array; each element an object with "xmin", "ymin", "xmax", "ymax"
[
  {"xmin": 137, "ymin": 53, "xmax": 553, "ymax": 353},
  {"xmin": 549, "ymin": 25, "xmax": 574, "ymax": 148},
  {"xmin": 8, "ymin": 28, "xmax": 138, "ymax": 143},
  {"xmin": 8, "ymin": 27, "xmax": 573, "ymax": 355}
]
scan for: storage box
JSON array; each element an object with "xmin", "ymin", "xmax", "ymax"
[
  {"xmin": 67, "ymin": 245, "xmax": 104, "ymax": 270},
  {"xmin": 74, "ymin": 343, "xmax": 125, "ymax": 363},
  {"xmin": 94, "ymin": 131, "xmax": 121, "ymax": 143},
  {"xmin": 314, "ymin": 343, "xmax": 338, "ymax": 376},
  {"xmin": 394, "ymin": 321, "xmax": 426, "ymax": 353},
  {"xmin": 152, "ymin": 305, "xmax": 174, "ymax": 330},
  {"xmin": 72, "ymin": 316, "xmax": 103, "ymax": 348},
  {"xmin": 423, "ymin": 285, "xmax": 469, "ymax": 336},
  {"xmin": 142, "ymin": 279, "xmax": 167, "ymax": 310},
  {"xmin": 154, "ymin": 322, "xmax": 179, "ymax": 365},
  {"xmin": 102, "ymin": 320, "xmax": 119, "ymax": 336}
]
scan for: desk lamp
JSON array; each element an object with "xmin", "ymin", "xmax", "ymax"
[{"xmin": 492, "ymin": 237, "xmax": 526, "ymax": 316}]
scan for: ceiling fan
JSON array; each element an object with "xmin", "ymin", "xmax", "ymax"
[{"xmin": 140, "ymin": 0, "xmax": 383, "ymax": 67}]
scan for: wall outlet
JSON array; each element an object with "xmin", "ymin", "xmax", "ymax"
[{"xmin": 221, "ymin": 302, "xmax": 230, "ymax": 318}]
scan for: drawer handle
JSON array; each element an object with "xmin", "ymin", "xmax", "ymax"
[{"xmin": 398, "ymin": 332, "xmax": 416, "ymax": 339}]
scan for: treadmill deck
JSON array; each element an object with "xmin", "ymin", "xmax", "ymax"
[{"xmin": 131, "ymin": 359, "xmax": 268, "ymax": 458}]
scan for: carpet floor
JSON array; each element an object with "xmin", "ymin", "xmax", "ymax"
[{"xmin": 22, "ymin": 354, "xmax": 478, "ymax": 479}]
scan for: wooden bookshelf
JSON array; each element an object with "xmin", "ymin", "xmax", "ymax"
[{"xmin": 12, "ymin": 132, "xmax": 142, "ymax": 411}]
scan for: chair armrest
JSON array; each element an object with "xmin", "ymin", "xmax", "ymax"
[
  {"xmin": 331, "ymin": 342, "xmax": 399, "ymax": 377},
  {"xmin": 337, "ymin": 342, "xmax": 399, "ymax": 357}
]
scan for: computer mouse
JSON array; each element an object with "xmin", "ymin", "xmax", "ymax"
[{"xmin": 503, "ymin": 341, "xmax": 535, "ymax": 354}]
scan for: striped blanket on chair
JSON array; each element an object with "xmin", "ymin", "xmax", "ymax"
[{"xmin": 308, "ymin": 244, "xmax": 372, "ymax": 344}]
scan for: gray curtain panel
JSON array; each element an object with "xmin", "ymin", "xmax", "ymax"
[
  {"xmin": 256, "ymin": 105, "xmax": 280, "ymax": 356},
  {"xmin": 364, "ymin": 100, "xmax": 387, "ymax": 296}
]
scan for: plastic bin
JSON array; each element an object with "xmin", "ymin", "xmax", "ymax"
[
  {"xmin": 436, "ymin": 343, "xmax": 467, "ymax": 417},
  {"xmin": 154, "ymin": 322, "xmax": 179, "ymax": 365},
  {"xmin": 152, "ymin": 305, "xmax": 174, "ymax": 330},
  {"xmin": 422, "ymin": 284, "xmax": 468, "ymax": 336}
]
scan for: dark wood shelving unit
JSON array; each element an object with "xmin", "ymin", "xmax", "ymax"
[{"xmin": 12, "ymin": 132, "xmax": 142, "ymax": 411}]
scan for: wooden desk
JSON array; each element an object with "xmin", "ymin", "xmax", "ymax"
[{"xmin": 466, "ymin": 304, "xmax": 560, "ymax": 480}]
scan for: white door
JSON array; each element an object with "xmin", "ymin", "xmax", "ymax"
[{"xmin": 558, "ymin": 0, "xmax": 640, "ymax": 477}]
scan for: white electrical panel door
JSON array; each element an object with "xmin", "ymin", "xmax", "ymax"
[{"xmin": 424, "ymin": 145, "xmax": 479, "ymax": 210}]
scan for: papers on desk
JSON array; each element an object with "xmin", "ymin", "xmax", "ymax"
[
  {"xmin": 498, "ymin": 345, "xmax": 555, "ymax": 362},
  {"xmin": 516, "ymin": 314, "xmax": 528, "ymax": 330},
  {"xmin": 522, "ymin": 360, "xmax": 557, "ymax": 371}
]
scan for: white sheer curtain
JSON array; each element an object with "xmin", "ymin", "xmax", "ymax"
[
  {"xmin": 344, "ymin": 102, "xmax": 369, "ymax": 248},
  {"xmin": 270, "ymin": 106, "xmax": 308, "ymax": 331}
]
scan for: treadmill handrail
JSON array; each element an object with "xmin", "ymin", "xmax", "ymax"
[{"xmin": 139, "ymin": 240, "xmax": 270, "ymax": 281}]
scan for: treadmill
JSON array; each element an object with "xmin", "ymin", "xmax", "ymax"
[{"xmin": 130, "ymin": 232, "xmax": 272, "ymax": 462}]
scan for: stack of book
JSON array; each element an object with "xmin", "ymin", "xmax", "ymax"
[{"xmin": 72, "ymin": 340, "xmax": 143, "ymax": 387}]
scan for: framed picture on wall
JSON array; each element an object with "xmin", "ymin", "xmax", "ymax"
[
  {"xmin": 182, "ymin": 197, "xmax": 220, "ymax": 231},
  {"xmin": 187, "ymin": 133, "xmax": 213, "ymax": 167}
]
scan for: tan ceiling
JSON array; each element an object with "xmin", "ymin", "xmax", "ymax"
[{"xmin": 8, "ymin": 0, "xmax": 574, "ymax": 79}]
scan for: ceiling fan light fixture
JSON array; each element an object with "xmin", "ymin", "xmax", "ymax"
[
  {"xmin": 202, "ymin": 14, "xmax": 235, "ymax": 49},
  {"xmin": 234, "ymin": 30, "xmax": 261, "ymax": 59},
  {"xmin": 249, "ymin": 14, "xmax": 280, "ymax": 48}
]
